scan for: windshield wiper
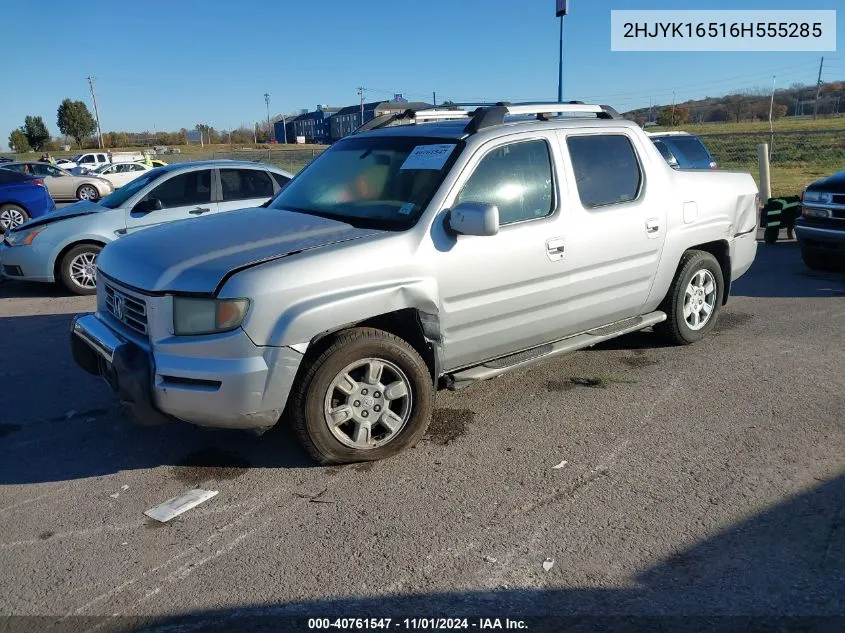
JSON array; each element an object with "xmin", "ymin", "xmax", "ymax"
[{"xmin": 281, "ymin": 206, "xmax": 401, "ymax": 230}]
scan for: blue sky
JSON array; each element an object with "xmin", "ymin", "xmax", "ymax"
[{"xmin": 0, "ymin": 0, "xmax": 841, "ymax": 150}]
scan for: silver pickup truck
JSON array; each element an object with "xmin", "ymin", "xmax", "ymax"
[{"xmin": 70, "ymin": 103, "xmax": 759, "ymax": 464}]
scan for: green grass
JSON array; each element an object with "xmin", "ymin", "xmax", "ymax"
[{"xmin": 647, "ymin": 116, "xmax": 845, "ymax": 135}]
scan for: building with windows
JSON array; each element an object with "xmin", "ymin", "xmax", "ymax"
[
  {"xmin": 330, "ymin": 97, "xmax": 431, "ymax": 142},
  {"xmin": 279, "ymin": 105, "xmax": 339, "ymax": 144}
]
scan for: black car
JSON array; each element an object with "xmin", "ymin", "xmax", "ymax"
[{"xmin": 794, "ymin": 169, "xmax": 845, "ymax": 271}]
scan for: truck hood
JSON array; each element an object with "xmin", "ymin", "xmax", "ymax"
[
  {"xmin": 96, "ymin": 207, "xmax": 383, "ymax": 294},
  {"xmin": 808, "ymin": 169, "xmax": 845, "ymax": 194},
  {"xmin": 12, "ymin": 200, "xmax": 104, "ymax": 231}
]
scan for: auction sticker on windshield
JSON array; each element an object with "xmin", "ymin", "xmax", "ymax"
[{"xmin": 400, "ymin": 144, "xmax": 455, "ymax": 170}]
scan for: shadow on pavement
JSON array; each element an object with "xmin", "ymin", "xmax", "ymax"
[
  {"xmin": 733, "ymin": 241, "xmax": 845, "ymax": 299},
  {"xmin": 0, "ymin": 279, "xmax": 71, "ymax": 299},
  {"xmin": 0, "ymin": 311, "xmax": 315, "ymax": 485},
  {"xmin": 19, "ymin": 474, "xmax": 840, "ymax": 632}
]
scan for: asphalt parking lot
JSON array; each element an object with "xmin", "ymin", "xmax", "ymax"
[{"xmin": 0, "ymin": 239, "xmax": 843, "ymax": 632}]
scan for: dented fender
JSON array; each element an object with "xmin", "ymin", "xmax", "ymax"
[{"xmin": 249, "ymin": 277, "xmax": 441, "ymax": 349}]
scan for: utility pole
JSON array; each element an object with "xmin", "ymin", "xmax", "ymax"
[
  {"xmin": 556, "ymin": 1, "xmax": 569, "ymax": 102},
  {"xmin": 87, "ymin": 75, "xmax": 103, "ymax": 149},
  {"xmin": 358, "ymin": 87, "xmax": 365, "ymax": 126},
  {"xmin": 671, "ymin": 90, "xmax": 676, "ymax": 126},
  {"xmin": 768, "ymin": 76, "xmax": 776, "ymax": 130},
  {"xmin": 264, "ymin": 93, "xmax": 272, "ymax": 142},
  {"xmin": 433, "ymin": 91, "xmax": 437, "ymax": 107},
  {"xmin": 648, "ymin": 97, "xmax": 653, "ymax": 124},
  {"xmin": 768, "ymin": 75, "xmax": 776, "ymax": 159},
  {"xmin": 813, "ymin": 56, "xmax": 824, "ymax": 119},
  {"xmin": 253, "ymin": 123, "xmax": 257, "ymax": 145}
]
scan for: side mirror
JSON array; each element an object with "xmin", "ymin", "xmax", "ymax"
[
  {"xmin": 447, "ymin": 202, "xmax": 499, "ymax": 237},
  {"xmin": 133, "ymin": 197, "xmax": 163, "ymax": 214}
]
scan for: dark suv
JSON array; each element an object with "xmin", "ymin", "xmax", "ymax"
[
  {"xmin": 795, "ymin": 169, "xmax": 845, "ymax": 271},
  {"xmin": 649, "ymin": 132, "xmax": 717, "ymax": 170}
]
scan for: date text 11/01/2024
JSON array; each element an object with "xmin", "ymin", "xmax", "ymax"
[{"xmin": 308, "ymin": 618, "xmax": 528, "ymax": 630}]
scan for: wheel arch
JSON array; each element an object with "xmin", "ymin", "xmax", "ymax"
[
  {"xmin": 687, "ymin": 239, "xmax": 731, "ymax": 304},
  {"xmin": 302, "ymin": 308, "xmax": 442, "ymax": 388},
  {"xmin": 52, "ymin": 239, "xmax": 107, "ymax": 282}
]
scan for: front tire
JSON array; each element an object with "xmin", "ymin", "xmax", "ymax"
[
  {"xmin": 655, "ymin": 250, "xmax": 724, "ymax": 345},
  {"xmin": 0, "ymin": 204, "xmax": 30, "ymax": 230},
  {"xmin": 77, "ymin": 184, "xmax": 99, "ymax": 201},
  {"xmin": 289, "ymin": 328, "xmax": 434, "ymax": 464},
  {"xmin": 60, "ymin": 244, "xmax": 102, "ymax": 295},
  {"xmin": 801, "ymin": 247, "xmax": 842, "ymax": 272}
]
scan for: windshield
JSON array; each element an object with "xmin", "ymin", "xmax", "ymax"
[
  {"xmin": 98, "ymin": 169, "xmax": 166, "ymax": 209},
  {"xmin": 268, "ymin": 136, "xmax": 462, "ymax": 229},
  {"xmin": 92, "ymin": 164, "xmax": 110, "ymax": 174}
]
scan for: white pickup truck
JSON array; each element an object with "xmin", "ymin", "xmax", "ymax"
[
  {"xmin": 61, "ymin": 151, "xmax": 146, "ymax": 173},
  {"xmin": 71, "ymin": 102, "xmax": 759, "ymax": 464}
]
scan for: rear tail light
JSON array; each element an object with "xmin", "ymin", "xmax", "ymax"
[{"xmin": 30, "ymin": 178, "xmax": 45, "ymax": 187}]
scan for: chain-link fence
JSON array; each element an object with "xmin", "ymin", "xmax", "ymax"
[
  {"xmin": 159, "ymin": 148, "xmax": 326, "ymax": 175},
  {"xmin": 699, "ymin": 129, "xmax": 845, "ymax": 197}
]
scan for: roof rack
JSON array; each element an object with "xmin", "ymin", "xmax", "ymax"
[
  {"xmin": 463, "ymin": 101, "xmax": 621, "ymax": 134},
  {"xmin": 352, "ymin": 107, "xmax": 469, "ymax": 135},
  {"xmin": 351, "ymin": 101, "xmax": 621, "ymax": 136}
]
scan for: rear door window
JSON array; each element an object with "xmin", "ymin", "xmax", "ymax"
[
  {"xmin": 220, "ymin": 168, "xmax": 275, "ymax": 201},
  {"xmin": 566, "ymin": 135, "xmax": 642, "ymax": 208},
  {"xmin": 146, "ymin": 170, "xmax": 212, "ymax": 208}
]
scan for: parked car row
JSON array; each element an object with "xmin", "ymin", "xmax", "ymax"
[{"xmin": 1, "ymin": 160, "xmax": 292, "ymax": 293}]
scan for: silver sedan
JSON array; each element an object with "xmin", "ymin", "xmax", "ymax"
[
  {"xmin": 2, "ymin": 161, "xmax": 114, "ymax": 201},
  {"xmin": 0, "ymin": 160, "xmax": 292, "ymax": 294}
]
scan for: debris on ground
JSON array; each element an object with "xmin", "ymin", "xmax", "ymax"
[
  {"xmin": 552, "ymin": 460, "xmax": 568, "ymax": 470},
  {"xmin": 294, "ymin": 487, "xmax": 336, "ymax": 504},
  {"xmin": 543, "ymin": 557, "xmax": 555, "ymax": 572},
  {"xmin": 144, "ymin": 489, "xmax": 219, "ymax": 523},
  {"xmin": 483, "ymin": 555, "xmax": 498, "ymax": 564},
  {"xmin": 121, "ymin": 485, "xmax": 129, "ymax": 491},
  {"xmin": 109, "ymin": 493, "xmax": 119, "ymax": 499}
]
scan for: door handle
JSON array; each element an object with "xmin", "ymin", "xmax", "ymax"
[
  {"xmin": 189, "ymin": 207, "xmax": 210, "ymax": 215},
  {"xmin": 646, "ymin": 219, "xmax": 660, "ymax": 233},
  {"xmin": 546, "ymin": 238, "xmax": 565, "ymax": 253}
]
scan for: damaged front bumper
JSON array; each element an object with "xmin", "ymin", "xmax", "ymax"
[{"xmin": 70, "ymin": 314, "xmax": 305, "ymax": 430}]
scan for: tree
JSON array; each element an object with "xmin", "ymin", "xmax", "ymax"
[
  {"xmin": 441, "ymin": 100, "xmax": 458, "ymax": 108},
  {"xmin": 8, "ymin": 129, "xmax": 31, "ymax": 153},
  {"xmin": 725, "ymin": 93, "xmax": 746, "ymax": 123},
  {"xmin": 57, "ymin": 99, "xmax": 97, "ymax": 148},
  {"xmin": 772, "ymin": 103, "xmax": 788, "ymax": 119},
  {"xmin": 656, "ymin": 105, "xmax": 689, "ymax": 127},
  {"xmin": 23, "ymin": 116, "xmax": 50, "ymax": 151}
]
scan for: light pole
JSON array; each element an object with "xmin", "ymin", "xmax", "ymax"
[
  {"xmin": 264, "ymin": 93, "xmax": 272, "ymax": 142},
  {"xmin": 556, "ymin": 0, "xmax": 569, "ymax": 102}
]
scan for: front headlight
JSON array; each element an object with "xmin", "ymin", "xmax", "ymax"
[
  {"xmin": 802, "ymin": 206, "xmax": 832, "ymax": 218},
  {"xmin": 802, "ymin": 190, "xmax": 832, "ymax": 204},
  {"xmin": 172, "ymin": 297, "xmax": 250, "ymax": 335},
  {"xmin": 5, "ymin": 225, "xmax": 45, "ymax": 247}
]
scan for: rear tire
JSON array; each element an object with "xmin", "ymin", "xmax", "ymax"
[
  {"xmin": 60, "ymin": 244, "xmax": 102, "ymax": 295},
  {"xmin": 289, "ymin": 327, "xmax": 434, "ymax": 465},
  {"xmin": 655, "ymin": 250, "xmax": 724, "ymax": 345},
  {"xmin": 0, "ymin": 204, "xmax": 30, "ymax": 231}
]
